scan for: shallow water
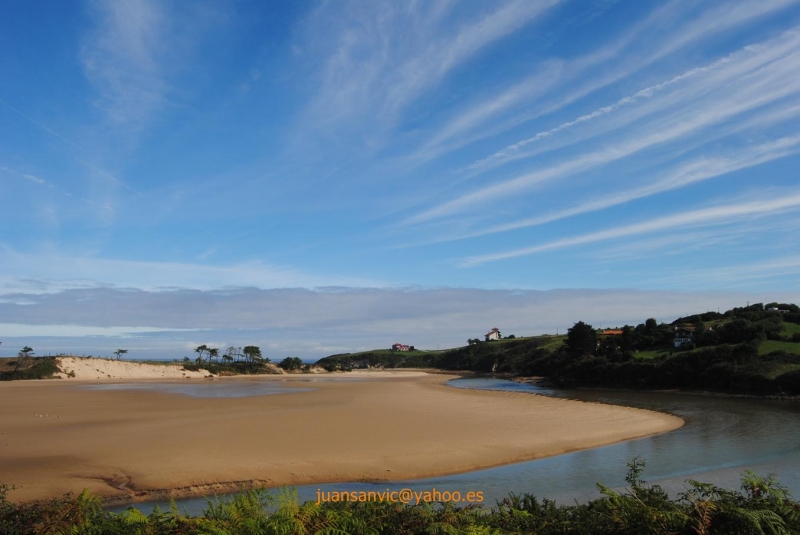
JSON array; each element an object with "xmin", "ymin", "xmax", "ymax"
[{"xmin": 110, "ymin": 377, "xmax": 800, "ymax": 514}]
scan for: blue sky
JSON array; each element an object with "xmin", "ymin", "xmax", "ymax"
[{"xmin": 2, "ymin": 0, "xmax": 800, "ymax": 360}]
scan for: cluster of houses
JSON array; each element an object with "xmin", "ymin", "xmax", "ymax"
[
  {"xmin": 601, "ymin": 327, "xmax": 702, "ymax": 348},
  {"xmin": 394, "ymin": 327, "xmax": 505, "ymax": 352}
]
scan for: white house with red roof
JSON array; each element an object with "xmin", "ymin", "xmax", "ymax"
[{"xmin": 485, "ymin": 327, "xmax": 502, "ymax": 342}]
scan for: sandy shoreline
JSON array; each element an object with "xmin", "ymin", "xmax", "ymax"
[{"xmin": 0, "ymin": 368, "xmax": 683, "ymax": 505}]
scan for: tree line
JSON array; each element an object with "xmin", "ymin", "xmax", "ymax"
[{"xmin": 192, "ymin": 345, "xmax": 266, "ymax": 365}]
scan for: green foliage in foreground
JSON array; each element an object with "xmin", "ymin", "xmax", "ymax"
[{"xmin": 3, "ymin": 461, "xmax": 800, "ymax": 534}]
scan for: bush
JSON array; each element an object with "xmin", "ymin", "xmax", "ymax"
[
  {"xmin": 0, "ymin": 357, "xmax": 60, "ymax": 381},
  {"xmin": 278, "ymin": 357, "xmax": 304, "ymax": 371}
]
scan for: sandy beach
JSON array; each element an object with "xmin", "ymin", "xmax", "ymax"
[{"xmin": 0, "ymin": 362, "xmax": 683, "ymax": 504}]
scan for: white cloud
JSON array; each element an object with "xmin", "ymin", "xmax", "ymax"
[
  {"xmin": 409, "ymin": 0, "xmax": 800, "ymax": 166},
  {"xmin": 23, "ymin": 174, "xmax": 45, "ymax": 185},
  {"xmin": 431, "ymin": 134, "xmax": 800, "ymax": 244},
  {"xmin": 660, "ymin": 256, "xmax": 800, "ymax": 286},
  {"xmin": 0, "ymin": 323, "xmax": 192, "ymax": 337},
  {"xmin": 461, "ymin": 191, "xmax": 800, "ymax": 266},
  {"xmin": 403, "ymin": 29, "xmax": 800, "ymax": 226},
  {"xmin": 299, "ymin": 0, "xmax": 560, "ymax": 138},
  {"xmin": 81, "ymin": 0, "xmax": 168, "ymax": 126},
  {"xmin": 0, "ymin": 248, "xmax": 383, "ymax": 295}
]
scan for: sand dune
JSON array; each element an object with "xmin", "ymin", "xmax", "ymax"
[
  {"xmin": 0, "ymin": 372, "xmax": 683, "ymax": 504},
  {"xmin": 54, "ymin": 357, "xmax": 213, "ymax": 380}
]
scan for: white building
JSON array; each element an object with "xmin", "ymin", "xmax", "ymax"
[{"xmin": 673, "ymin": 327, "xmax": 695, "ymax": 348}]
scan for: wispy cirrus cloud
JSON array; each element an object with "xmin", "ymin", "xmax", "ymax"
[
  {"xmin": 80, "ymin": 0, "xmax": 229, "ymax": 130},
  {"xmin": 402, "ymin": 27, "xmax": 800, "ymax": 226},
  {"xmin": 81, "ymin": 0, "xmax": 169, "ymax": 126},
  {"xmin": 298, "ymin": 0, "xmax": 561, "ymax": 139},
  {"xmin": 467, "ymin": 27, "xmax": 800, "ymax": 175},
  {"xmin": 656, "ymin": 256, "xmax": 800, "ymax": 287},
  {"xmin": 424, "ymin": 134, "xmax": 800, "ymax": 245},
  {"xmin": 408, "ymin": 0, "xmax": 800, "ymax": 165},
  {"xmin": 461, "ymin": 190, "xmax": 800, "ymax": 266}
]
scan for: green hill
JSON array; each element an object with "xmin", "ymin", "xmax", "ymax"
[
  {"xmin": 316, "ymin": 348, "xmax": 445, "ymax": 370},
  {"xmin": 316, "ymin": 301, "xmax": 800, "ymax": 396}
]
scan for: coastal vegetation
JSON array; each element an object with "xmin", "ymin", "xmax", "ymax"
[
  {"xmin": 0, "ymin": 353, "xmax": 59, "ymax": 381},
  {"xmin": 319, "ymin": 349, "xmax": 445, "ymax": 371},
  {"xmin": 278, "ymin": 356, "xmax": 304, "ymax": 371},
  {"xmin": 2, "ymin": 461, "xmax": 798, "ymax": 534},
  {"xmin": 180, "ymin": 345, "xmax": 285, "ymax": 376},
  {"xmin": 317, "ymin": 302, "xmax": 800, "ymax": 397}
]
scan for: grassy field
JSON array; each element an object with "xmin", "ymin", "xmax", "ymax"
[
  {"xmin": 761, "ymin": 362, "xmax": 800, "ymax": 379},
  {"xmin": 333, "ymin": 348, "xmax": 446, "ymax": 359},
  {"xmin": 537, "ymin": 335, "xmax": 566, "ymax": 351},
  {"xmin": 481, "ymin": 334, "xmax": 567, "ymax": 351},
  {"xmin": 759, "ymin": 339, "xmax": 800, "ymax": 355},
  {"xmin": 781, "ymin": 321, "xmax": 800, "ymax": 336},
  {"xmin": 635, "ymin": 348, "xmax": 672, "ymax": 360}
]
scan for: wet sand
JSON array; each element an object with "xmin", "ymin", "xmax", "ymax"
[{"xmin": 0, "ymin": 371, "xmax": 683, "ymax": 504}]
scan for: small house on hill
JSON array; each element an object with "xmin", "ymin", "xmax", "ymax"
[
  {"xmin": 485, "ymin": 327, "xmax": 502, "ymax": 342},
  {"xmin": 674, "ymin": 326, "xmax": 695, "ymax": 348},
  {"xmin": 391, "ymin": 343, "xmax": 410, "ymax": 352}
]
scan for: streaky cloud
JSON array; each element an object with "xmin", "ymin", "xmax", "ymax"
[
  {"xmin": 403, "ymin": 30, "xmax": 800, "ymax": 226},
  {"xmin": 461, "ymin": 190, "xmax": 800, "ymax": 266}
]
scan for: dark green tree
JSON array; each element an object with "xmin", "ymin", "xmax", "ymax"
[
  {"xmin": 566, "ymin": 321, "xmax": 596, "ymax": 356},
  {"xmin": 194, "ymin": 344, "xmax": 209, "ymax": 363},
  {"xmin": 243, "ymin": 345, "xmax": 263, "ymax": 363},
  {"xmin": 14, "ymin": 346, "xmax": 34, "ymax": 374},
  {"xmin": 279, "ymin": 357, "xmax": 303, "ymax": 370},
  {"xmin": 621, "ymin": 325, "xmax": 634, "ymax": 351}
]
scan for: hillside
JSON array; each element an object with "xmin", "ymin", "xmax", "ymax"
[
  {"xmin": 316, "ymin": 348, "xmax": 446, "ymax": 370},
  {"xmin": 317, "ymin": 301, "xmax": 800, "ymax": 396}
]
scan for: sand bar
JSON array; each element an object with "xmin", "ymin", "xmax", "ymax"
[{"xmin": 0, "ymin": 365, "xmax": 683, "ymax": 504}]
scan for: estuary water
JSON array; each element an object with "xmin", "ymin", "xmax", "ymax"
[{"xmin": 111, "ymin": 377, "xmax": 800, "ymax": 514}]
